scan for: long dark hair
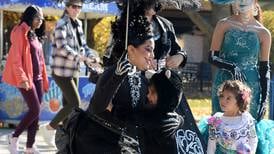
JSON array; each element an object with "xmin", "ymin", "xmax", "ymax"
[{"xmin": 20, "ymin": 5, "xmax": 45, "ymax": 42}]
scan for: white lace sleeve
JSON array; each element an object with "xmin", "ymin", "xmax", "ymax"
[
  {"xmin": 248, "ymin": 119, "xmax": 258, "ymax": 153},
  {"xmin": 207, "ymin": 113, "xmax": 221, "ymax": 154},
  {"xmin": 207, "ymin": 138, "xmax": 216, "ymax": 154}
]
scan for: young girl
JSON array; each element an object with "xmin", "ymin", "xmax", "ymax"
[
  {"xmin": 209, "ymin": 0, "xmax": 271, "ymax": 121},
  {"xmin": 207, "ymin": 80, "xmax": 258, "ymax": 154}
]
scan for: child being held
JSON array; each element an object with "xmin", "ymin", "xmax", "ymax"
[
  {"xmin": 207, "ymin": 80, "xmax": 258, "ymax": 154},
  {"xmin": 143, "ymin": 69, "xmax": 206, "ymax": 154}
]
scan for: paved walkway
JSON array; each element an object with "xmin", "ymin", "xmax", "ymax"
[{"xmin": 0, "ymin": 127, "xmax": 57, "ymax": 154}]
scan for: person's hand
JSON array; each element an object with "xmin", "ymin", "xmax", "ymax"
[
  {"xmin": 85, "ymin": 57, "xmax": 103, "ymax": 72},
  {"xmin": 161, "ymin": 113, "xmax": 181, "ymax": 137},
  {"xmin": 84, "ymin": 57, "xmax": 104, "ymax": 83},
  {"xmin": 79, "ymin": 55, "xmax": 87, "ymax": 62},
  {"xmin": 106, "ymin": 102, "xmax": 113, "ymax": 112},
  {"xmin": 231, "ymin": 66, "xmax": 246, "ymax": 82},
  {"xmin": 166, "ymin": 54, "xmax": 183, "ymax": 69},
  {"xmin": 152, "ymin": 59, "xmax": 165, "ymax": 71},
  {"xmin": 86, "ymin": 56, "xmax": 100, "ymax": 63},
  {"xmin": 20, "ymin": 81, "xmax": 30, "ymax": 90},
  {"xmin": 44, "ymin": 87, "xmax": 49, "ymax": 93},
  {"xmin": 257, "ymin": 102, "xmax": 266, "ymax": 121},
  {"xmin": 115, "ymin": 52, "xmax": 132, "ymax": 76}
]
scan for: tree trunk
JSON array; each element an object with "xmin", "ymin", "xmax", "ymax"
[
  {"xmin": 210, "ymin": 4, "xmax": 231, "ymax": 27},
  {"xmin": 184, "ymin": 11, "xmax": 214, "ymax": 39}
]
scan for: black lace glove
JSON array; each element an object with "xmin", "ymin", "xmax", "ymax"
[
  {"xmin": 161, "ymin": 113, "xmax": 183, "ymax": 138},
  {"xmin": 257, "ymin": 61, "xmax": 270, "ymax": 121},
  {"xmin": 115, "ymin": 52, "xmax": 133, "ymax": 76},
  {"xmin": 208, "ymin": 51, "xmax": 246, "ymax": 81}
]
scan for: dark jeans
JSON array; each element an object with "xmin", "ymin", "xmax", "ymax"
[
  {"xmin": 50, "ymin": 74, "xmax": 80, "ymax": 128},
  {"xmin": 13, "ymin": 80, "xmax": 43, "ymax": 148}
]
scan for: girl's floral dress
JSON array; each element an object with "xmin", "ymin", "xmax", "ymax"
[{"xmin": 206, "ymin": 112, "xmax": 258, "ymax": 154}]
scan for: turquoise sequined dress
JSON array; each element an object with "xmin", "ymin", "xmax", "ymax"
[
  {"xmin": 211, "ymin": 28, "xmax": 261, "ymax": 119},
  {"xmin": 208, "ymin": 28, "xmax": 274, "ymax": 154}
]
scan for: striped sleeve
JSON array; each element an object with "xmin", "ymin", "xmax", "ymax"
[{"xmin": 54, "ymin": 25, "xmax": 80, "ymax": 61}]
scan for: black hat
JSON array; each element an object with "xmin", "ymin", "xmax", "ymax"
[{"xmin": 149, "ymin": 69, "xmax": 183, "ymax": 113}]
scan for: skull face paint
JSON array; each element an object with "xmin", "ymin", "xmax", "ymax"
[{"xmin": 234, "ymin": 0, "xmax": 254, "ymax": 13}]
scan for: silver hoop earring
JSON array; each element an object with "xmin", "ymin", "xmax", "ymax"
[{"xmin": 234, "ymin": 11, "xmax": 239, "ymax": 15}]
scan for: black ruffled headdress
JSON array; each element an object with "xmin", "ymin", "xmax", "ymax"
[
  {"xmin": 104, "ymin": 13, "xmax": 153, "ymax": 66},
  {"xmin": 112, "ymin": 15, "xmax": 153, "ymax": 47},
  {"xmin": 117, "ymin": 0, "xmax": 201, "ymax": 13}
]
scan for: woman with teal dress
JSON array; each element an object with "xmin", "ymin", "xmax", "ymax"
[
  {"xmin": 201, "ymin": 0, "xmax": 274, "ymax": 153},
  {"xmin": 209, "ymin": 0, "xmax": 270, "ymax": 121}
]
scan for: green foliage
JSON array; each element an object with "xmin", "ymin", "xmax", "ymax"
[
  {"xmin": 263, "ymin": 11, "xmax": 274, "ymax": 71},
  {"xmin": 188, "ymin": 98, "xmax": 211, "ymax": 121},
  {"xmin": 92, "ymin": 16, "xmax": 116, "ymax": 58}
]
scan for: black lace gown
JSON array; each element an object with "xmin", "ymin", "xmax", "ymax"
[
  {"xmin": 72, "ymin": 66, "xmax": 149, "ymax": 154},
  {"xmin": 60, "ymin": 66, "xmax": 206, "ymax": 154}
]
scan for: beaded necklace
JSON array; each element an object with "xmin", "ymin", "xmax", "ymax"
[{"xmin": 128, "ymin": 71, "xmax": 141, "ymax": 108}]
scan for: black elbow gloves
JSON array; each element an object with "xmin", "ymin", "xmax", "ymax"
[
  {"xmin": 257, "ymin": 61, "xmax": 270, "ymax": 121},
  {"xmin": 208, "ymin": 51, "xmax": 246, "ymax": 81}
]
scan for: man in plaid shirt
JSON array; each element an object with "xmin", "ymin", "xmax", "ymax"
[
  {"xmin": 40, "ymin": 0, "xmax": 99, "ymax": 146},
  {"xmin": 51, "ymin": 9, "xmax": 98, "ymax": 77}
]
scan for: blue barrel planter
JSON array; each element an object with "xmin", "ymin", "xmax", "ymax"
[{"xmin": 0, "ymin": 76, "xmax": 95, "ymax": 122}]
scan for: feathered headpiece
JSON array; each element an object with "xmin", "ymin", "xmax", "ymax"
[
  {"xmin": 109, "ymin": 14, "xmax": 153, "ymax": 62},
  {"xmin": 117, "ymin": 0, "xmax": 201, "ymax": 12},
  {"xmin": 127, "ymin": 15, "xmax": 153, "ymax": 46}
]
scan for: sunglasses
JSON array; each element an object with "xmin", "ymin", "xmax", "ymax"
[{"xmin": 71, "ymin": 4, "xmax": 82, "ymax": 9}]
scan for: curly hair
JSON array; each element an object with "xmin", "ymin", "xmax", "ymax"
[{"xmin": 217, "ymin": 80, "xmax": 252, "ymax": 112}]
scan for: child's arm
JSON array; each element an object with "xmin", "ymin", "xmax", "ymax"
[
  {"xmin": 207, "ymin": 138, "xmax": 216, "ymax": 154},
  {"xmin": 248, "ymin": 121, "xmax": 258, "ymax": 153},
  {"xmin": 207, "ymin": 121, "xmax": 217, "ymax": 154}
]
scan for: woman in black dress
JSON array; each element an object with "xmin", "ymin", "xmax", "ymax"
[{"xmin": 64, "ymin": 13, "xmax": 155, "ymax": 153}]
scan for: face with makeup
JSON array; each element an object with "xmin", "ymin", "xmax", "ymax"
[
  {"xmin": 147, "ymin": 84, "xmax": 158, "ymax": 106},
  {"xmin": 128, "ymin": 38, "xmax": 155, "ymax": 71},
  {"xmin": 234, "ymin": 0, "xmax": 254, "ymax": 13}
]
